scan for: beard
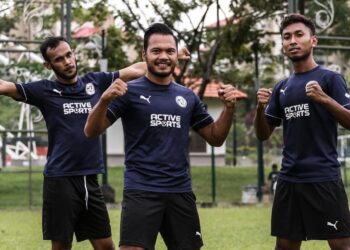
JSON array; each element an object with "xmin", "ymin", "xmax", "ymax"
[
  {"xmin": 51, "ymin": 63, "xmax": 78, "ymax": 81},
  {"xmin": 146, "ymin": 59, "xmax": 175, "ymax": 78},
  {"xmin": 287, "ymin": 49, "xmax": 312, "ymax": 63}
]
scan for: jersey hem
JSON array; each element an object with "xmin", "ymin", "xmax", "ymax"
[{"xmin": 278, "ymin": 175, "xmax": 341, "ymax": 183}]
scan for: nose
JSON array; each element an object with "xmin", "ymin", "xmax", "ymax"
[
  {"xmin": 158, "ymin": 51, "xmax": 169, "ymax": 59},
  {"xmin": 63, "ymin": 56, "xmax": 72, "ymax": 65},
  {"xmin": 289, "ymin": 35, "xmax": 297, "ymax": 44}
]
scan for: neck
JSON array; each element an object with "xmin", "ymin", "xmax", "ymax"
[
  {"xmin": 145, "ymin": 72, "xmax": 173, "ymax": 85},
  {"xmin": 56, "ymin": 76, "xmax": 78, "ymax": 85},
  {"xmin": 293, "ymin": 56, "xmax": 318, "ymax": 73}
]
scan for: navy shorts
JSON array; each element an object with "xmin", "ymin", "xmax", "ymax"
[
  {"xmin": 42, "ymin": 175, "xmax": 111, "ymax": 243},
  {"xmin": 119, "ymin": 190, "xmax": 203, "ymax": 250},
  {"xmin": 272, "ymin": 179, "xmax": 350, "ymax": 241}
]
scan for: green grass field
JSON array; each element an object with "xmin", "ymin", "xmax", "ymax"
[
  {"xmin": 0, "ymin": 166, "xmax": 263, "ymax": 209},
  {"xmin": 0, "ymin": 207, "xmax": 333, "ymax": 250},
  {"xmin": 1, "ymin": 165, "xmax": 349, "ymax": 249}
]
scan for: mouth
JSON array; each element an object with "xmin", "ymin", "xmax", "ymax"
[
  {"xmin": 289, "ymin": 47, "xmax": 300, "ymax": 53},
  {"xmin": 65, "ymin": 65, "xmax": 75, "ymax": 72}
]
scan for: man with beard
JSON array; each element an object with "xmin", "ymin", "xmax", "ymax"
[
  {"xmin": 254, "ymin": 14, "xmax": 350, "ymax": 250},
  {"xmin": 84, "ymin": 23, "xmax": 236, "ymax": 250},
  {"xmin": 0, "ymin": 36, "xmax": 152, "ymax": 250}
]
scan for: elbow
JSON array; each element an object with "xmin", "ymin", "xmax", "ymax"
[
  {"xmin": 84, "ymin": 125, "xmax": 98, "ymax": 138},
  {"xmin": 207, "ymin": 139, "xmax": 225, "ymax": 147},
  {"xmin": 256, "ymin": 134, "xmax": 269, "ymax": 141}
]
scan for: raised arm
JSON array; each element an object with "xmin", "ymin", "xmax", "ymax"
[
  {"xmin": 0, "ymin": 79, "xmax": 21, "ymax": 99},
  {"xmin": 306, "ymin": 81, "xmax": 350, "ymax": 130},
  {"xmin": 254, "ymin": 88, "xmax": 275, "ymax": 141},
  {"xmin": 197, "ymin": 84, "xmax": 235, "ymax": 146},
  {"xmin": 84, "ymin": 79, "xmax": 127, "ymax": 138},
  {"xmin": 119, "ymin": 62, "xmax": 147, "ymax": 82}
]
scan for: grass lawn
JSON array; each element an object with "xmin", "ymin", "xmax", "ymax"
[
  {"xmin": 0, "ymin": 206, "xmax": 332, "ymax": 250},
  {"xmin": 0, "ymin": 165, "xmax": 262, "ymax": 209},
  {"xmin": 1, "ymin": 165, "xmax": 350, "ymax": 249}
]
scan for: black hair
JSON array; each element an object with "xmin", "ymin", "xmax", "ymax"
[
  {"xmin": 143, "ymin": 23, "xmax": 178, "ymax": 51},
  {"xmin": 40, "ymin": 36, "xmax": 70, "ymax": 62},
  {"xmin": 280, "ymin": 13, "xmax": 316, "ymax": 36}
]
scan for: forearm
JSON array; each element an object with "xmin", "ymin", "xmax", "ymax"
[
  {"xmin": 204, "ymin": 105, "xmax": 235, "ymax": 146},
  {"xmin": 323, "ymin": 97, "xmax": 350, "ymax": 130},
  {"xmin": 254, "ymin": 106, "xmax": 273, "ymax": 141},
  {"xmin": 0, "ymin": 79, "xmax": 21, "ymax": 99},
  {"xmin": 119, "ymin": 62, "xmax": 146, "ymax": 82},
  {"xmin": 84, "ymin": 99, "xmax": 111, "ymax": 138}
]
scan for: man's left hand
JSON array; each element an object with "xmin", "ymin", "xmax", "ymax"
[{"xmin": 218, "ymin": 84, "xmax": 236, "ymax": 108}]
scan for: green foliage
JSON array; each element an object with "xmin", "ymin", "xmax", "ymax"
[
  {"xmin": 0, "ymin": 96, "xmax": 21, "ymax": 129},
  {"xmin": 0, "ymin": 15, "xmax": 15, "ymax": 34},
  {"xmin": 73, "ymin": 0, "xmax": 112, "ymax": 26},
  {"xmin": 106, "ymin": 26, "xmax": 130, "ymax": 70}
]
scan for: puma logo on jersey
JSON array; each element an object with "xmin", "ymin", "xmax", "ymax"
[
  {"xmin": 140, "ymin": 95, "xmax": 151, "ymax": 104},
  {"xmin": 195, "ymin": 231, "xmax": 202, "ymax": 238},
  {"xmin": 280, "ymin": 87, "xmax": 287, "ymax": 95},
  {"xmin": 327, "ymin": 221, "xmax": 338, "ymax": 230},
  {"xmin": 53, "ymin": 89, "xmax": 62, "ymax": 96}
]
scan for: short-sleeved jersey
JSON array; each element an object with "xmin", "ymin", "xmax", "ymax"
[
  {"xmin": 265, "ymin": 66, "xmax": 350, "ymax": 182},
  {"xmin": 107, "ymin": 76, "xmax": 214, "ymax": 192},
  {"xmin": 15, "ymin": 71, "xmax": 119, "ymax": 177}
]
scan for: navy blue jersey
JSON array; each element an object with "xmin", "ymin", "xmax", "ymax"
[
  {"xmin": 265, "ymin": 66, "xmax": 350, "ymax": 182},
  {"xmin": 107, "ymin": 76, "xmax": 214, "ymax": 192},
  {"xmin": 15, "ymin": 71, "xmax": 119, "ymax": 177}
]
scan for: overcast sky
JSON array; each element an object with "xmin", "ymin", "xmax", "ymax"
[{"xmin": 112, "ymin": 0, "xmax": 233, "ymax": 32}]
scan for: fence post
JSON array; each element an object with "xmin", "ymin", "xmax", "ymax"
[{"xmin": 1, "ymin": 131, "xmax": 7, "ymax": 167}]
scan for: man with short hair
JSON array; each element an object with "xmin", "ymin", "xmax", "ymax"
[
  {"xmin": 0, "ymin": 36, "xmax": 147, "ymax": 250},
  {"xmin": 84, "ymin": 23, "xmax": 236, "ymax": 250},
  {"xmin": 254, "ymin": 14, "xmax": 350, "ymax": 250}
]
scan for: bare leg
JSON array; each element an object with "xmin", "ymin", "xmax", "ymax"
[
  {"xmin": 51, "ymin": 241, "xmax": 72, "ymax": 250},
  {"xmin": 90, "ymin": 237, "xmax": 115, "ymax": 250},
  {"xmin": 275, "ymin": 238, "xmax": 301, "ymax": 250},
  {"xmin": 119, "ymin": 245, "xmax": 144, "ymax": 250},
  {"xmin": 328, "ymin": 237, "xmax": 350, "ymax": 250}
]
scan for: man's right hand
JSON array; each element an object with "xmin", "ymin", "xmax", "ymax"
[
  {"xmin": 101, "ymin": 78, "xmax": 128, "ymax": 103},
  {"xmin": 256, "ymin": 88, "xmax": 272, "ymax": 110}
]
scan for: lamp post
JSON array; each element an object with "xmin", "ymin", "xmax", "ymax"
[{"xmin": 253, "ymin": 40, "xmax": 265, "ymax": 202}]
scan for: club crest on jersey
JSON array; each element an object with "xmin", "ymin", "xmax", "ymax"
[
  {"xmin": 175, "ymin": 96, "xmax": 187, "ymax": 108},
  {"xmin": 85, "ymin": 83, "xmax": 95, "ymax": 95}
]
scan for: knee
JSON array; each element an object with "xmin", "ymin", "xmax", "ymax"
[
  {"xmin": 51, "ymin": 241, "xmax": 72, "ymax": 250},
  {"xmin": 94, "ymin": 242, "xmax": 115, "ymax": 250},
  {"xmin": 328, "ymin": 238, "xmax": 350, "ymax": 250},
  {"xmin": 275, "ymin": 238, "xmax": 301, "ymax": 250}
]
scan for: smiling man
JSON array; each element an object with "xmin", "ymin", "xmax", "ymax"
[
  {"xmin": 84, "ymin": 23, "xmax": 237, "ymax": 250},
  {"xmin": 254, "ymin": 14, "xmax": 350, "ymax": 250}
]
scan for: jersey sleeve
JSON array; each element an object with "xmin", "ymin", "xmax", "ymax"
[
  {"xmin": 14, "ymin": 80, "xmax": 45, "ymax": 107},
  {"xmin": 326, "ymin": 73, "xmax": 350, "ymax": 110},
  {"xmin": 265, "ymin": 80, "xmax": 285, "ymax": 127},
  {"xmin": 190, "ymin": 93, "xmax": 214, "ymax": 131},
  {"xmin": 106, "ymin": 95, "xmax": 127, "ymax": 124}
]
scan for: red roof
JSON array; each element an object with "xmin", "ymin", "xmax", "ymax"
[
  {"xmin": 184, "ymin": 77, "xmax": 247, "ymax": 99},
  {"xmin": 73, "ymin": 23, "xmax": 101, "ymax": 38}
]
